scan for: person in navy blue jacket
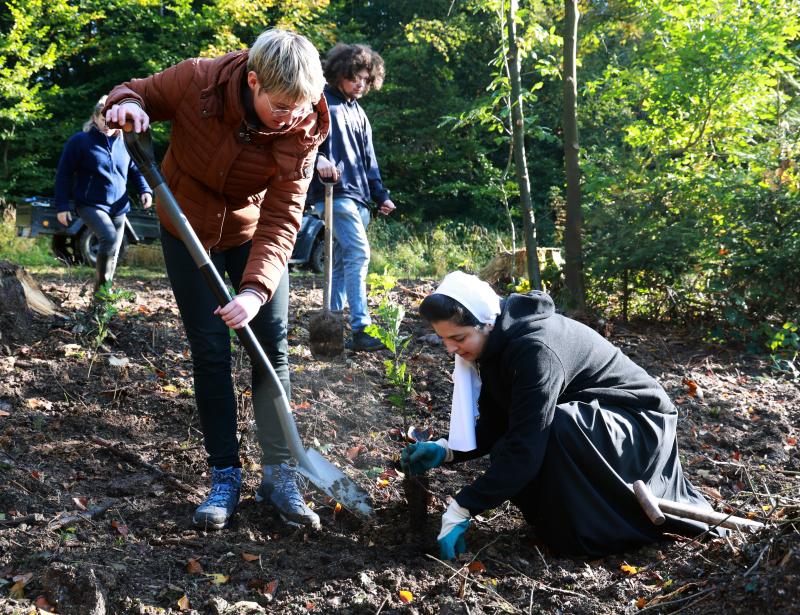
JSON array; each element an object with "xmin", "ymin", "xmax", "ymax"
[
  {"xmin": 309, "ymin": 43, "xmax": 395, "ymax": 351},
  {"xmin": 55, "ymin": 96, "xmax": 152, "ymax": 290}
]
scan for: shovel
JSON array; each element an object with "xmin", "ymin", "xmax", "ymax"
[
  {"xmin": 122, "ymin": 128, "xmax": 373, "ymax": 519},
  {"xmin": 308, "ymin": 175, "xmax": 345, "ymax": 360},
  {"xmin": 633, "ymin": 480, "xmax": 763, "ymax": 532}
]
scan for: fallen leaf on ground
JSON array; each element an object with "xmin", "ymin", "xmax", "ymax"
[
  {"xmin": 34, "ymin": 596, "xmax": 55, "ymax": 612},
  {"xmin": 467, "ymin": 561, "xmax": 486, "ymax": 573},
  {"xmin": 620, "ymin": 564, "xmax": 640, "ymax": 575},
  {"xmin": 26, "ymin": 398, "xmax": 53, "ymax": 410},
  {"xmin": 9, "ymin": 580, "xmax": 26, "ymax": 599},
  {"xmin": 241, "ymin": 552, "xmax": 260, "ymax": 562},
  {"xmin": 111, "ymin": 519, "xmax": 129, "ymax": 537},
  {"xmin": 346, "ymin": 445, "xmax": 364, "ymax": 461},
  {"xmin": 187, "ymin": 558, "xmax": 203, "ymax": 574},
  {"xmin": 72, "ymin": 496, "xmax": 88, "ymax": 510},
  {"xmin": 205, "ymin": 572, "xmax": 229, "ymax": 585},
  {"xmin": 399, "ymin": 590, "xmax": 413, "ymax": 603},
  {"xmin": 636, "ymin": 596, "xmax": 647, "ymax": 609},
  {"xmin": 682, "ymin": 378, "xmax": 703, "ymax": 399},
  {"xmin": 176, "ymin": 594, "xmax": 190, "ymax": 611},
  {"xmin": 407, "ymin": 425, "xmax": 433, "ymax": 442},
  {"xmin": 265, "ymin": 579, "xmax": 279, "ymax": 598}
]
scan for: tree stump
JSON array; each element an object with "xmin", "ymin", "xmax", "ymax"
[{"xmin": 0, "ymin": 260, "xmax": 60, "ymax": 343}]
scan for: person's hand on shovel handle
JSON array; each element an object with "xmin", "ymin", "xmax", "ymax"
[
  {"xmin": 214, "ymin": 292, "xmax": 263, "ymax": 329},
  {"xmin": 105, "ymin": 101, "xmax": 150, "ymax": 133},
  {"xmin": 316, "ymin": 156, "xmax": 340, "ymax": 183}
]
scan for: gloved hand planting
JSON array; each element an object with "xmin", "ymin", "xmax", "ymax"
[
  {"xmin": 400, "ymin": 438, "xmax": 451, "ymax": 475},
  {"xmin": 438, "ymin": 499, "xmax": 471, "ymax": 559}
]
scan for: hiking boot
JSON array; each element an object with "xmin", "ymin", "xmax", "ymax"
[
  {"xmin": 192, "ymin": 466, "xmax": 241, "ymax": 530},
  {"xmin": 346, "ymin": 329, "xmax": 385, "ymax": 352},
  {"xmin": 256, "ymin": 463, "xmax": 321, "ymax": 529}
]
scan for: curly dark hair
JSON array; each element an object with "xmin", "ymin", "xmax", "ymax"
[{"xmin": 323, "ymin": 43, "xmax": 385, "ymax": 93}]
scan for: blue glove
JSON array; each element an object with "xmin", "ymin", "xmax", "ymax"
[
  {"xmin": 438, "ymin": 499, "xmax": 471, "ymax": 559},
  {"xmin": 400, "ymin": 440, "xmax": 449, "ymax": 475}
]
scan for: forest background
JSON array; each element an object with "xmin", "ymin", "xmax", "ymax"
[{"xmin": 1, "ymin": 0, "xmax": 799, "ymax": 362}]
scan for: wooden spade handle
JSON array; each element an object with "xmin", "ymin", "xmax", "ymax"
[
  {"xmin": 633, "ymin": 480, "xmax": 666, "ymax": 525},
  {"xmin": 633, "ymin": 480, "xmax": 765, "ymax": 532}
]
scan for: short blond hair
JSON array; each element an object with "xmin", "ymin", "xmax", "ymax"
[{"xmin": 248, "ymin": 29, "xmax": 324, "ymax": 105}]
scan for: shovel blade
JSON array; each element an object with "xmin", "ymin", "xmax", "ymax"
[
  {"xmin": 308, "ymin": 309, "xmax": 344, "ymax": 360},
  {"xmin": 296, "ymin": 448, "xmax": 373, "ymax": 519}
]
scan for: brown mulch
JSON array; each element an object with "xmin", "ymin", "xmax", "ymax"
[{"xmin": 0, "ymin": 270, "xmax": 798, "ymax": 615}]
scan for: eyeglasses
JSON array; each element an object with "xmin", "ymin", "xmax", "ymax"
[{"xmin": 264, "ymin": 93, "xmax": 309, "ymax": 118}]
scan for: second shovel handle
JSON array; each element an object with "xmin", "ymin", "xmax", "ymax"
[
  {"xmin": 322, "ymin": 182, "xmax": 334, "ymax": 311},
  {"xmin": 633, "ymin": 480, "xmax": 765, "ymax": 532}
]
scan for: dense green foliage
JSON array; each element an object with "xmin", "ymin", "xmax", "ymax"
[{"xmin": 1, "ymin": 0, "xmax": 798, "ymax": 348}]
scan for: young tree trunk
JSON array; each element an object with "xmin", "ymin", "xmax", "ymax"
[
  {"xmin": 563, "ymin": 0, "xmax": 586, "ymax": 310},
  {"xmin": 507, "ymin": 0, "xmax": 542, "ymax": 290}
]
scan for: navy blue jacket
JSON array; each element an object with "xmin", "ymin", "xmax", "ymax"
[
  {"xmin": 54, "ymin": 126, "xmax": 151, "ymax": 215},
  {"xmin": 308, "ymin": 85, "xmax": 389, "ymax": 207}
]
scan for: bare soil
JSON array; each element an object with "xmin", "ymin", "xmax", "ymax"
[{"xmin": 1, "ymin": 272, "xmax": 798, "ymax": 615}]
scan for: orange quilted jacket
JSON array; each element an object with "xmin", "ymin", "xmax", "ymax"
[{"xmin": 105, "ymin": 50, "xmax": 330, "ymax": 299}]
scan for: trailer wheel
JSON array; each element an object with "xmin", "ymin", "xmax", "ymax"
[
  {"xmin": 309, "ymin": 237, "xmax": 325, "ymax": 274},
  {"xmin": 77, "ymin": 228, "xmax": 129, "ymax": 267}
]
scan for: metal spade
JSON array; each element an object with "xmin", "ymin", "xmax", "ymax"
[
  {"xmin": 308, "ymin": 173, "xmax": 345, "ymax": 360},
  {"xmin": 123, "ymin": 128, "xmax": 373, "ymax": 519}
]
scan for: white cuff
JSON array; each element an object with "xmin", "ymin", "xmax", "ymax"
[
  {"xmin": 240, "ymin": 288, "xmax": 267, "ymax": 305},
  {"xmin": 435, "ymin": 438, "xmax": 454, "ymax": 463}
]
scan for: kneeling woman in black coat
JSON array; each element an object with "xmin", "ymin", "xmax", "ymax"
[{"xmin": 402, "ymin": 271, "xmax": 717, "ymax": 559}]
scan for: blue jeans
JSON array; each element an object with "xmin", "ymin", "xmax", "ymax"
[
  {"xmin": 161, "ymin": 228, "xmax": 291, "ymax": 468},
  {"xmin": 314, "ymin": 197, "xmax": 372, "ymax": 331}
]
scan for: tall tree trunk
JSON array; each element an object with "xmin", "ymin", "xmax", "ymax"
[
  {"xmin": 507, "ymin": 0, "xmax": 542, "ymax": 290},
  {"xmin": 562, "ymin": 0, "xmax": 585, "ymax": 310}
]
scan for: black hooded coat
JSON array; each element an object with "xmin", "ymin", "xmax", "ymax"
[{"xmin": 451, "ymin": 291, "xmax": 716, "ymax": 556}]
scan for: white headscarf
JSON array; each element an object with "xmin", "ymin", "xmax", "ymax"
[{"xmin": 433, "ymin": 271, "xmax": 501, "ymax": 451}]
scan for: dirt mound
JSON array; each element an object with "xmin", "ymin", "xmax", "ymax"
[{"xmin": 0, "ymin": 273, "xmax": 798, "ymax": 613}]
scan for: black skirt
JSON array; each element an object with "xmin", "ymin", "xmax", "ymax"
[{"xmin": 510, "ymin": 399, "xmax": 718, "ymax": 557}]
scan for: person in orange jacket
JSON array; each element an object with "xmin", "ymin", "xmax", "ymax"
[{"xmin": 105, "ymin": 29, "xmax": 328, "ymax": 530}]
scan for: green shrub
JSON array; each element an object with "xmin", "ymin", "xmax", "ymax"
[
  {"xmin": 369, "ymin": 217, "xmax": 507, "ymax": 278},
  {"xmin": 0, "ymin": 209, "xmax": 59, "ymax": 267}
]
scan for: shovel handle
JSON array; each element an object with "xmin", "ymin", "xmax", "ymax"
[
  {"xmin": 633, "ymin": 480, "xmax": 666, "ymax": 526},
  {"xmin": 322, "ymin": 182, "xmax": 334, "ymax": 311},
  {"xmin": 122, "ymin": 129, "xmax": 312, "ymax": 469},
  {"xmin": 633, "ymin": 480, "xmax": 764, "ymax": 532}
]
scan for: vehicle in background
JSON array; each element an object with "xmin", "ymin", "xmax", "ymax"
[
  {"xmin": 289, "ymin": 208, "xmax": 324, "ymax": 274},
  {"xmin": 15, "ymin": 196, "xmax": 325, "ymax": 273},
  {"xmin": 15, "ymin": 196, "xmax": 158, "ymax": 267}
]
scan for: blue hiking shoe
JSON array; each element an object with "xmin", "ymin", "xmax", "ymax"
[
  {"xmin": 192, "ymin": 466, "xmax": 241, "ymax": 530},
  {"xmin": 256, "ymin": 463, "xmax": 321, "ymax": 529}
]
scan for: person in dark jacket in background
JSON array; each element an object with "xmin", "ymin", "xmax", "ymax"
[
  {"xmin": 104, "ymin": 29, "xmax": 328, "ymax": 531},
  {"xmin": 402, "ymin": 271, "xmax": 718, "ymax": 559},
  {"xmin": 55, "ymin": 95, "xmax": 152, "ymax": 290},
  {"xmin": 310, "ymin": 43, "xmax": 395, "ymax": 351}
]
